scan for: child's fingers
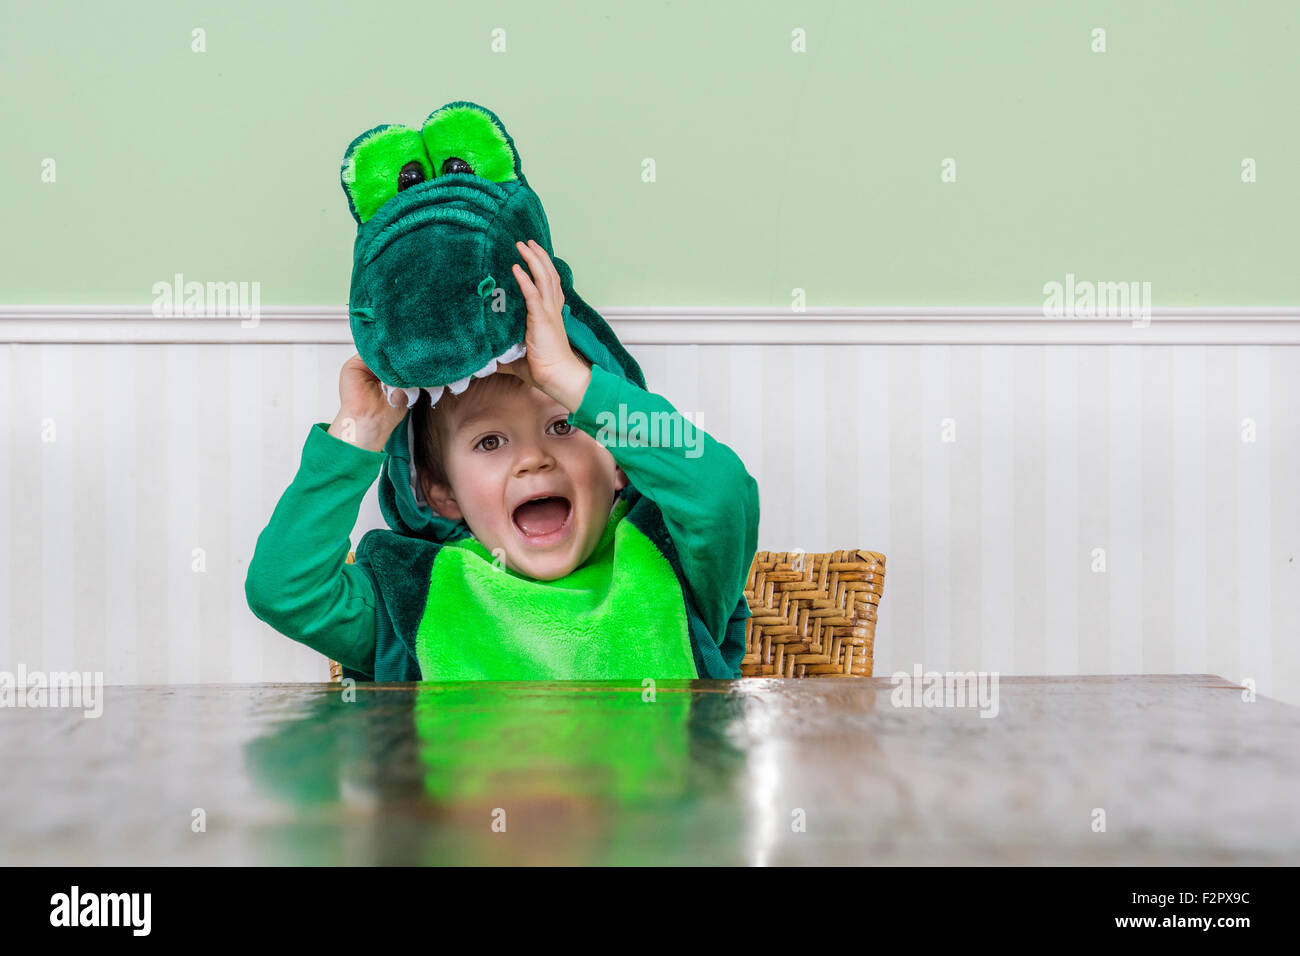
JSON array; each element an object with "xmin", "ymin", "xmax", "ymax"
[
  {"xmin": 512, "ymin": 263, "xmax": 560, "ymax": 335},
  {"xmin": 511, "ymin": 261, "xmax": 539, "ymax": 306},
  {"xmin": 519, "ymin": 239, "xmax": 560, "ymax": 306},
  {"xmin": 512, "ymin": 245, "xmax": 544, "ymax": 303},
  {"xmin": 527, "ymin": 239, "xmax": 562, "ymax": 303},
  {"xmin": 514, "ymin": 241, "xmax": 544, "ymax": 297},
  {"xmin": 511, "ymin": 259, "xmax": 535, "ymax": 290}
]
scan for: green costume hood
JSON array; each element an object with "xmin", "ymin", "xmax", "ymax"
[{"xmin": 339, "ymin": 100, "xmax": 645, "ymax": 543}]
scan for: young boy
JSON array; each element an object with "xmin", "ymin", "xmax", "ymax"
[{"xmin": 245, "ymin": 240, "xmax": 760, "ymax": 681}]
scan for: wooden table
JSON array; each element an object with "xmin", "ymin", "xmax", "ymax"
[{"xmin": 2, "ymin": 675, "xmax": 1296, "ymax": 865}]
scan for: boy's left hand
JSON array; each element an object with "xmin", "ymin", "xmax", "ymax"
[{"xmin": 500, "ymin": 239, "xmax": 592, "ymax": 410}]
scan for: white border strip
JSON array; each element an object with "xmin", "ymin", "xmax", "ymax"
[{"xmin": 2, "ymin": 305, "xmax": 1299, "ymax": 345}]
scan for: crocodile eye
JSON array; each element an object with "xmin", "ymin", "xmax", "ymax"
[
  {"xmin": 397, "ymin": 161, "xmax": 426, "ymax": 191},
  {"xmin": 441, "ymin": 156, "xmax": 473, "ymax": 176}
]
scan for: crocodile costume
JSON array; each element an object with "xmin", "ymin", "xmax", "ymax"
[{"xmin": 245, "ymin": 100, "xmax": 759, "ymax": 681}]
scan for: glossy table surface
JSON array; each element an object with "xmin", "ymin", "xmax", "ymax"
[{"xmin": 2, "ymin": 675, "xmax": 1297, "ymax": 865}]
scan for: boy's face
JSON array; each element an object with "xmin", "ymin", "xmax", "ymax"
[{"xmin": 422, "ymin": 377, "xmax": 627, "ymax": 581}]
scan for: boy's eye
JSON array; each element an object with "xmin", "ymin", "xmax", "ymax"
[{"xmin": 474, "ymin": 421, "xmax": 571, "ymax": 452}]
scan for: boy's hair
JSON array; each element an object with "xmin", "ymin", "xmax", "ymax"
[{"xmin": 412, "ymin": 372, "xmax": 530, "ymax": 495}]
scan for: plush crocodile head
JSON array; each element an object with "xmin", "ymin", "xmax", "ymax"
[{"xmin": 340, "ymin": 100, "xmax": 644, "ymax": 410}]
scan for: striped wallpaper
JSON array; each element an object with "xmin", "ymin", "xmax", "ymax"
[{"xmin": 3, "ymin": 341, "xmax": 1296, "ymax": 705}]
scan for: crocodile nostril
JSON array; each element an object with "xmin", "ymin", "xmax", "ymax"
[
  {"xmin": 397, "ymin": 161, "xmax": 426, "ymax": 191},
  {"xmin": 441, "ymin": 156, "xmax": 473, "ymax": 176}
]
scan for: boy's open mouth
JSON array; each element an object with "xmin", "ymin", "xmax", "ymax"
[{"xmin": 511, "ymin": 495, "xmax": 573, "ymax": 542}]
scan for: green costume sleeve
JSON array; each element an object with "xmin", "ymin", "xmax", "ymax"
[
  {"xmin": 566, "ymin": 363, "xmax": 761, "ymax": 647},
  {"xmin": 244, "ymin": 423, "xmax": 384, "ymax": 675}
]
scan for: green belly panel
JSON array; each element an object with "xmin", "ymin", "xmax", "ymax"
[{"xmin": 415, "ymin": 498, "xmax": 697, "ymax": 680}]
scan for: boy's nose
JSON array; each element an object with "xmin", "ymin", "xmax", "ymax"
[{"xmin": 513, "ymin": 444, "xmax": 556, "ymax": 474}]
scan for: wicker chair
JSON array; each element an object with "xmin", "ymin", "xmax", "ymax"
[{"xmin": 331, "ymin": 548, "xmax": 885, "ymax": 680}]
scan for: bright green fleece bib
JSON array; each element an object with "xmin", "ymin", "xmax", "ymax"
[{"xmin": 415, "ymin": 497, "xmax": 697, "ymax": 680}]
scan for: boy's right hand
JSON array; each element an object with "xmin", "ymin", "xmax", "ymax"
[{"xmin": 327, "ymin": 353, "xmax": 409, "ymax": 453}]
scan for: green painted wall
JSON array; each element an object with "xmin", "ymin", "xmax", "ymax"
[{"xmin": 2, "ymin": 0, "xmax": 1295, "ymax": 306}]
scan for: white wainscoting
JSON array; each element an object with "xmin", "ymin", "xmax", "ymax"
[{"xmin": 2, "ymin": 309, "xmax": 1297, "ymax": 704}]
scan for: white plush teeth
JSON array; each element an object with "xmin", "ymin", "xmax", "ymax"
[
  {"xmin": 378, "ymin": 381, "xmax": 438, "ymax": 409},
  {"xmin": 378, "ymin": 342, "xmax": 526, "ymax": 412},
  {"xmin": 379, "ymin": 382, "xmax": 420, "ymax": 408},
  {"xmin": 493, "ymin": 341, "xmax": 527, "ymax": 368}
]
